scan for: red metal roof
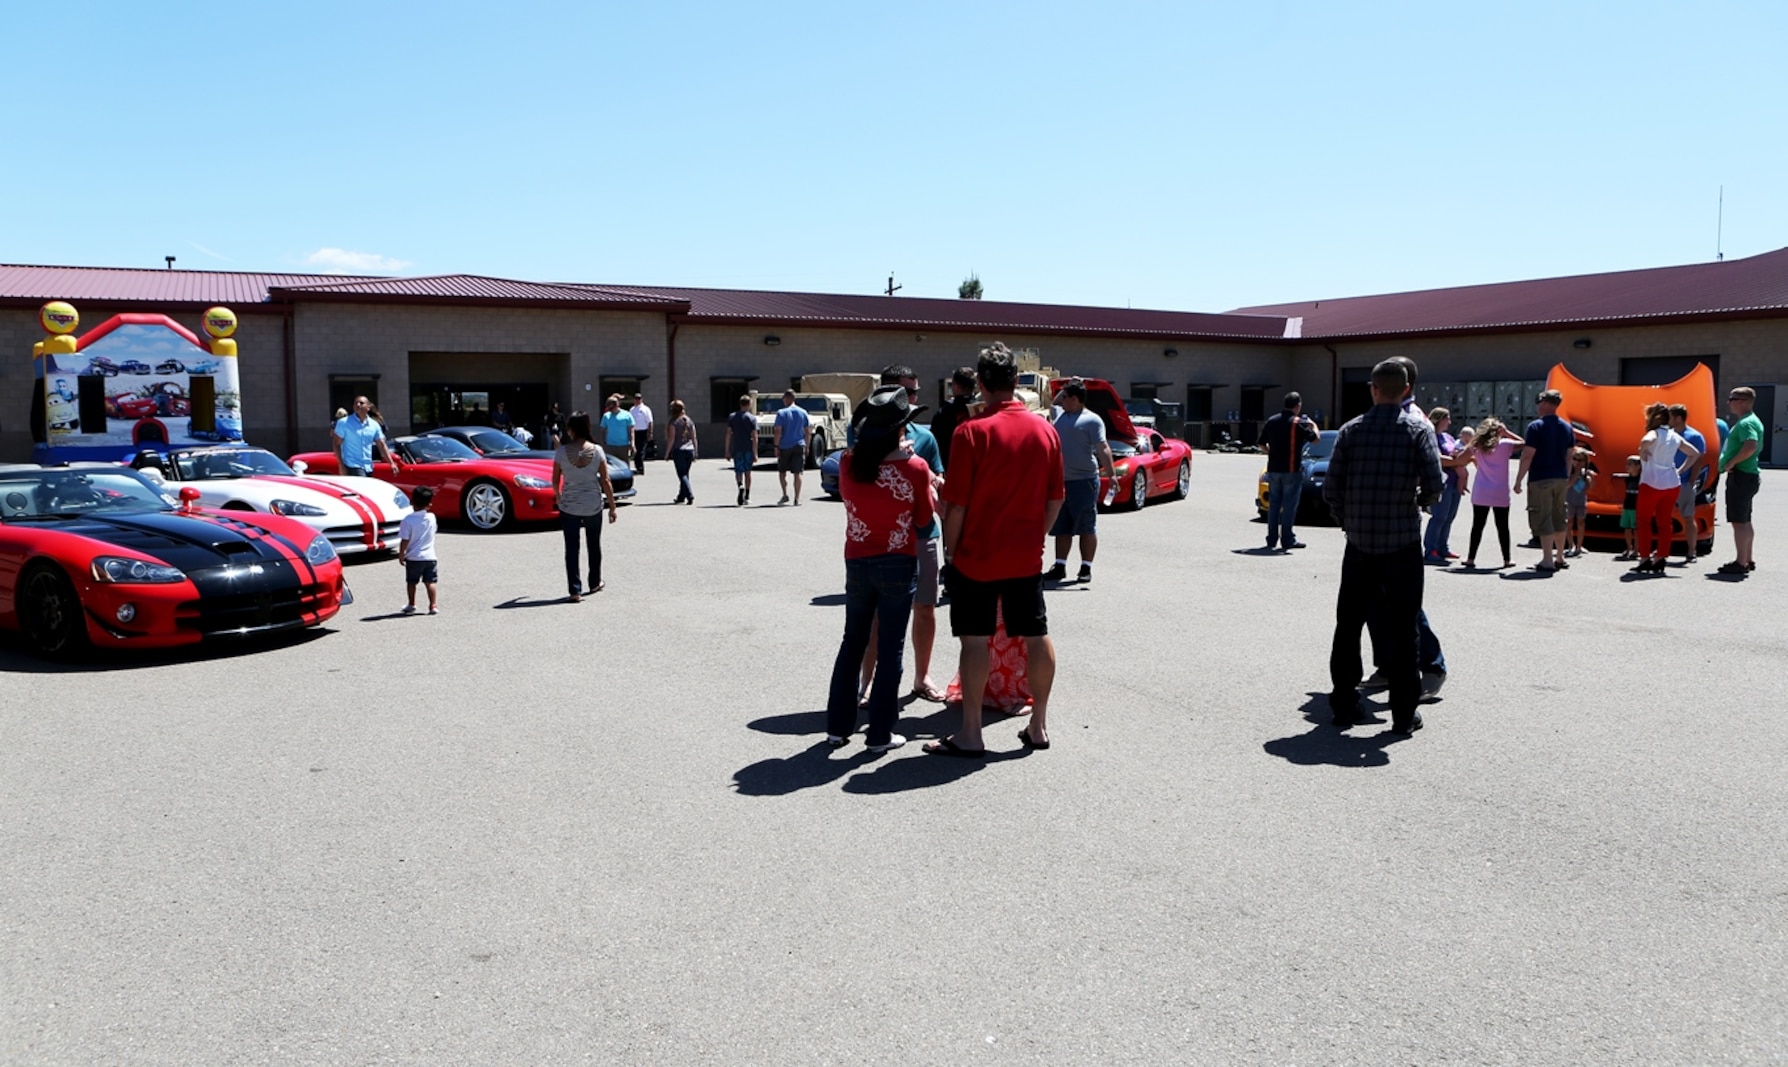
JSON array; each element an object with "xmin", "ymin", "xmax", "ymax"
[
  {"xmin": 272, "ymin": 274, "xmax": 688, "ymax": 310},
  {"xmin": 0, "ymin": 263, "xmax": 363, "ymax": 307},
  {"xmin": 585, "ymin": 284, "xmax": 1291, "ymax": 340},
  {"xmin": 1229, "ymin": 246, "xmax": 1788, "ymax": 339}
]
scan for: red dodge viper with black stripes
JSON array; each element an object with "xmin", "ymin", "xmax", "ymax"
[{"xmin": 0, "ymin": 464, "xmax": 348, "ymax": 658}]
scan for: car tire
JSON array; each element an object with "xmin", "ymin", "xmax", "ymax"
[
  {"xmin": 20, "ymin": 564, "xmax": 88, "ymax": 660},
  {"xmin": 809, "ymin": 432, "xmax": 825, "ymax": 469},
  {"xmin": 1174, "ymin": 460, "xmax": 1191, "ymax": 500},
  {"xmin": 1129, "ymin": 468, "xmax": 1149, "ymax": 511},
  {"xmin": 463, "ymin": 480, "xmax": 510, "ymax": 531}
]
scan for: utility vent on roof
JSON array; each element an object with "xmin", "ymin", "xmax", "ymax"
[{"xmin": 1283, "ymin": 316, "xmax": 1304, "ymax": 339}]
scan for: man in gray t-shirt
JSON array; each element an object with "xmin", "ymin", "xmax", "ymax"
[{"xmin": 1046, "ymin": 380, "xmax": 1116, "ymax": 583}]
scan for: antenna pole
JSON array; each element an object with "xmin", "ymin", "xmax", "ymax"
[
  {"xmin": 1717, "ymin": 186, "xmax": 1724, "ymax": 262},
  {"xmin": 885, "ymin": 273, "xmax": 902, "ymax": 297}
]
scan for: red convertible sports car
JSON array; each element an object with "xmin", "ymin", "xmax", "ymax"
[
  {"xmin": 0, "ymin": 464, "xmax": 348, "ymax": 658},
  {"xmin": 290, "ymin": 435, "xmax": 559, "ymax": 530},
  {"xmin": 1049, "ymin": 377, "xmax": 1194, "ymax": 509}
]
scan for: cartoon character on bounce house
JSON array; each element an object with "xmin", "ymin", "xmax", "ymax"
[{"xmin": 31, "ymin": 301, "xmax": 244, "ymax": 461}]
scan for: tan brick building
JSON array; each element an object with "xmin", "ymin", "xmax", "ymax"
[{"xmin": 6, "ymin": 250, "xmax": 1788, "ymax": 463}]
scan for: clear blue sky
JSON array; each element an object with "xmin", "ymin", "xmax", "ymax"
[{"xmin": 4, "ymin": 1, "xmax": 1784, "ymax": 312}]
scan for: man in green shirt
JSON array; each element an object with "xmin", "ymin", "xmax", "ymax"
[{"xmin": 1717, "ymin": 386, "xmax": 1765, "ymax": 574}]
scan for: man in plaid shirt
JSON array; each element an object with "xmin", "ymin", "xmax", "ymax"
[{"xmin": 1323, "ymin": 360, "xmax": 1444, "ymax": 736}]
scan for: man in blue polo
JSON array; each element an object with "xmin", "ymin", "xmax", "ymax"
[
  {"xmin": 332, "ymin": 395, "xmax": 397, "ymax": 477},
  {"xmin": 1669, "ymin": 404, "xmax": 1709, "ymax": 564},
  {"xmin": 1514, "ymin": 388, "xmax": 1576, "ymax": 573},
  {"xmin": 1046, "ymin": 379, "xmax": 1117, "ymax": 583},
  {"xmin": 774, "ymin": 390, "xmax": 811, "ymax": 506}
]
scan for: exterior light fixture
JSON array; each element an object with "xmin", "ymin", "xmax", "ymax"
[
  {"xmin": 1163, "ymin": 347, "xmax": 1179, "ymax": 358},
  {"xmin": 1572, "ymin": 338, "xmax": 1592, "ymax": 349},
  {"xmin": 764, "ymin": 335, "xmax": 781, "ymax": 347}
]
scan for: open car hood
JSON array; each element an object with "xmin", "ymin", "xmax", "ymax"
[{"xmin": 1048, "ymin": 378, "xmax": 1138, "ymax": 444}]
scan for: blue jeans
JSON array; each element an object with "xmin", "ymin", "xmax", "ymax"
[
  {"xmin": 1424, "ymin": 481, "xmax": 1461, "ymax": 558},
  {"xmin": 826, "ymin": 554, "xmax": 917, "ymax": 747},
  {"xmin": 561, "ymin": 512, "xmax": 602, "ymax": 594},
  {"xmin": 1265, "ymin": 471, "xmax": 1303, "ymax": 547}
]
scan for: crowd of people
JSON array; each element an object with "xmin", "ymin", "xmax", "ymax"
[
  {"xmin": 1311, "ymin": 360, "xmax": 1766, "ymax": 739},
  {"xmin": 330, "ymin": 351, "xmax": 1767, "ymax": 754}
]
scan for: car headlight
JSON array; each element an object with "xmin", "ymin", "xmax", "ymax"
[
  {"xmin": 513, "ymin": 474, "xmax": 551, "ymax": 489},
  {"xmin": 393, "ymin": 489, "xmax": 410, "ymax": 509},
  {"xmin": 305, "ymin": 535, "xmax": 338, "ymax": 565},
  {"xmin": 1113, "ymin": 464, "xmax": 1129, "ymax": 476},
  {"xmin": 270, "ymin": 499, "xmax": 329, "ymax": 517},
  {"xmin": 91, "ymin": 556, "xmax": 184, "ymax": 583}
]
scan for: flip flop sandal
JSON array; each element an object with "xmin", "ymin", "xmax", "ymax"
[
  {"xmin": 1017, "ymin": 728, "xmax": 1050, "ymax": 751},
  {"xmin": 923, "ymin": 737, "xmax": 985, "ymax": 758}
]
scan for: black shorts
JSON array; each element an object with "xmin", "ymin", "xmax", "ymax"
[
  {"xmin": 949, "ymin": 572, "xmax": 1047, "ymax": 638},
  {"xmin": 1726, "ymin": 470, "xmax": 1761, "ymax": 524},
  {"xmin": 404, "ymin": 559, "xmax": 439, "ymax": 585}
]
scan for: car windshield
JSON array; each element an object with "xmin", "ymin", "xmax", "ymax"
[
  {"xmin": 1306, "ymin": 432, "xmax": 1338, "ymax": 461},
  {"xmin": 173, "ymin": 449, "xmax": 294, "ymax": 480},
  {"xmin": 0, "ymin": 469, "xmax": 175, "ymax": 519},
  {"xmin": 756, "ymin": 397, "xmax": 781, "ymax": 415},
  {"xmin": 460, "ymin": 429, "xmax": 526, "ymax": 455},
  {"xmin": 1125, "ymin": 399, "xmax": 1158, "ymax": 415},
  {"xmin": 1109, "ymin": 440, "xmax": 1138, "ymax": 458},
  {"xmin": 401, "ymin": 437, "xmax": 479, "ymax": 463}
]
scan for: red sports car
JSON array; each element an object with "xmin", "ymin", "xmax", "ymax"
[
  {"xmin": 1048, "ymin": 377, "xmax": 1194, "ymax": 509},
  {"xmin": 106, "ymin": 392, "xmax": 159, "ymax": 419},
  {"xmin": 290, "ymin": 435, "xmax": 560, "ymax": 530},
  {"xmin": 0, "ymin": 464, "xmax": 348, "ymax": 658}
]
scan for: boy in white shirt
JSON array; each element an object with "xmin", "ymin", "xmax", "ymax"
[{"xmin": 397, "ymin": 486, "xmax": 439, "ymax": 615}]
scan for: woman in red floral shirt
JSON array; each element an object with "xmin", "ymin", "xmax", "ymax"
[{"xmin": 825, "ymin": 386, "xmax": 936, "ymax": 753}]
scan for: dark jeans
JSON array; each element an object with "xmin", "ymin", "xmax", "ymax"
[
  {"xmin": 561, "ymin": 512, "xmax": 603, "ymax": 594},
  {"xmin": 1331, "ymin": 542, "xmax": 1424, "ymax": 726},
  {"xmin": 826, "ymin": 554, "xmax": 918, "ymax": 747},
  {"xmin": 633, "ymin": 429, "xmax": 651, "ymax": 472},
  {"xmin": 1265, "ymin": 470, "xmax": 1303, "ymax": 547},
  {"xmin": 672, "ymin": 449, "xmax": 695, "ymax": 501}
]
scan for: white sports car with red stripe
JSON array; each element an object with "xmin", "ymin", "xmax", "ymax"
[{"xmin": 130, "ymin": 445, "xmax": 413, "ymax": 557}]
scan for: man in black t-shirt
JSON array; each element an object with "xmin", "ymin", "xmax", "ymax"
[
  {"xmin": 1258, "ymin": 391, "xmax": 1320, "ymax": 551},
  {"xmin": 930, "ymin": 366, "xmax": 977, "ymax": 469}
]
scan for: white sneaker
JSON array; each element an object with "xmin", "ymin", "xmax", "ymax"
[
  {"xmin": 401, "ymin": 605, "xmax": 417, "ymax": 615},
  {"xmin": 867, "ymin": 734, "xmax": 907, "ymax": 753}
]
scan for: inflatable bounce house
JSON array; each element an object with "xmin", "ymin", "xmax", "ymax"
[
  {"xmin": 30, "ymin": 301, "xmax": 243, "ymax": 464},
  {"xmin": 1546, "ymin": 361, "xmax": 1720, "ymax": 553}
]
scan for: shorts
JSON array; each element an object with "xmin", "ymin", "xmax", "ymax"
[
  {"xmin": 1048, "ymin": 477, "xmax": 1100, "ymax": 538},
  {"xmin": 949, "ymin": 571, "xmax": 1047, "ymax": 638},
  {"xmin": 913, "ymin": 538, "xmax": 941, "ymax": 608},
  {"xmin": 1726, "ymin": 469, "xmax": 1760, "ymax": 524},
  {"xmin": 1677, "ymin": 480, "xmax": 1699, "ymax": 513},
  {"xmin": 404, "ymin": 559, "xmax": 438, "ymax": 585},
  {"xmin": 1620, "ymin": 508, "xmax": 1637, "ymax": 530},
  {"xmin": 732, "ymin": 450, "xmax": 754, "ymax": 475},
  {"xmin": 1565, "ymin": 490, "xmax": 1588, "ymax": 520},
  {"xmin": 777, "ymin": 446, "xmax": 806, "ymax": 473},
  {"xmin": 1526, "ymin": 478, "xmax": 1569, "ymax": 536}
]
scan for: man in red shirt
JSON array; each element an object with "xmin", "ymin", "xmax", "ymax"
[{"xmin": 928, "ymin": 343, "xmax": 1065, "ymax": 756}]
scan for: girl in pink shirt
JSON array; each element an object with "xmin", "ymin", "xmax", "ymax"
[{"xmin": 1465, "ymin": 418, "xmax": 1526, "ymax": 568}]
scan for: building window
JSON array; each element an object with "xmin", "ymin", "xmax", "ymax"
[
  {"xmin": 598, "ymin": 376, "xmax": 645, "ymax": 404},
  {"xmin": 1130, "ymin": 383, "xmax": 1159, "ymax": 400},
  {"xmin": 1240, "ymin": 387, "xmax": 1267, "ymax": 421}
]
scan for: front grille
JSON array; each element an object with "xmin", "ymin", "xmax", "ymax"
[
  {"xmin": 180, "ymin": 581, "xmax": 334, "ymax": 636},
  {"xmin": 324, "ymin": 521, "xmax": 402, "ymax": 550}
]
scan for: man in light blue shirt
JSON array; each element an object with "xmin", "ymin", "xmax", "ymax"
[
  {"xmin": 1046, "ymin": 380, "xmax": 1115, "ymax": 583},
  {"xmin": 332, "ymin": 395, "xmax": 397, "ymax": 477},
  {"xmin": 773, "ymin": 391, "xmax": 811, "ymax": 505},
  {"xmin": 599, "ymin": 395, "xmax": 635, "ymax": 468}
]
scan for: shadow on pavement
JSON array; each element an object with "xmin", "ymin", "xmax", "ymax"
[
  {"xmin": 0, "ymin": 628, "xmax": 332, "ymax": 675},
  {"xmin": 808, "ymin": 593, "xmax": 848, "ymax": 607},
  {"xmin": 1261, "ymin": 693, "xmax": 1407, "ymax": 768},
  {"xmin": 492, "ymin": 595, "xmax": 574, "ymax": 610}
]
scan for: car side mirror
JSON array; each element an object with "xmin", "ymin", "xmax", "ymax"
[{"xmin": 291, "ymin": 460, "xmax": 308, "ymax": 474}]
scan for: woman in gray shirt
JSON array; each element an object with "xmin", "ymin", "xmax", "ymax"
[{"xmin": 551, "ymin": 411, "xmax": 618, "ymax": 600}]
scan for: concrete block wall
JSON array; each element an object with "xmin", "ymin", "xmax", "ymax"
[
  {"xmin": 672, "ymin": 323, "xmax": 1292, "ymax": 447},
  {"xmin": 1286, "ymin": 317, "xmax": 1788, "ymax": 426},
  {"xmin": 290, "ymin": 303, "xmax": 669, "ymax": 453}
]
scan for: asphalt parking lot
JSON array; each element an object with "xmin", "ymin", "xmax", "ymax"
[{"xmin": 4, "ymin": 453, "xmax": 1785, "ymax": 1065}]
